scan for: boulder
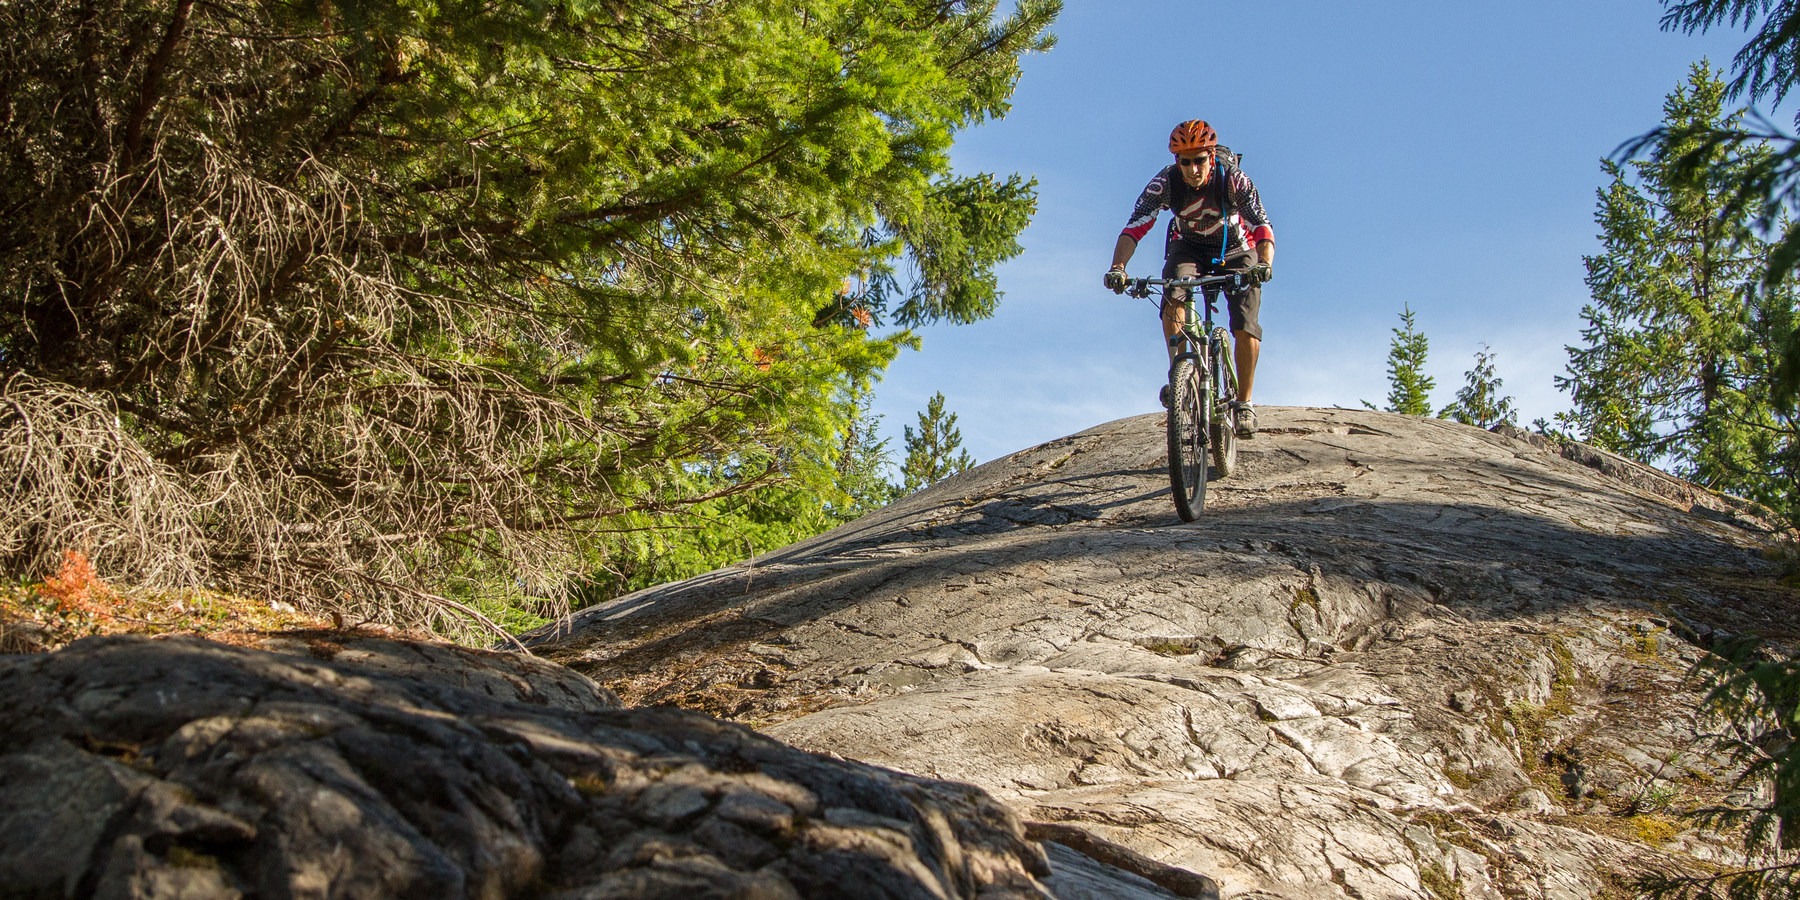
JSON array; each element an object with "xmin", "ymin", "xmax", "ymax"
[
  {"xmin": 0, "ymin": 633, "xmax": 1088, "ymax": 898},
  {"xmin": 533, "ymin": 408, "xmax": 1797, "ymax": 898}
]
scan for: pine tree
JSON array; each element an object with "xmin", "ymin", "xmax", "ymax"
[
  {"xmin": 1613, "ymin": 22, "xmax": 1800, "ymax": 895},
  {"xmin": 1367, "ymin": 305, "xmax": 1435, "ymax": 415},
  {"xmin": 1658, "ymin": 1, "xmax": 1800, "ymax": 408},
  {"xmin": 0, "ymin": 0, "xmax": 1060, "ymax": 633},
  {"xmin": 1640, "ymin": 635, "xmax": 1800, "ymax": 899},
  {"xmin": 1440, "ymin": 345, "xmax": 1518, "ymax": 429},
  {"xmin": 590, "ymin": 389, "xmax": 903, "ymax": 603},
  {"xmin": 1557, "ymin": 64, "xmax": 1800, "ymax": 520},
  {"xmin": 833, "ymin": 392, "xmax": 900, "ymax": 520},
  {"xmin": 901, "ymin": 393, "xmax": 977, "ymax": 493}
]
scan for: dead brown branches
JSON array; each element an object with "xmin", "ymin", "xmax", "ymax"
[{"xmin": 0, "ymin": 374, "xmax": 207, "ymax": 588}]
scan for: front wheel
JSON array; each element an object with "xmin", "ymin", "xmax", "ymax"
[{"xmin": 1166, "ymin": 356, "xmax": 1209, "ymax": 521}]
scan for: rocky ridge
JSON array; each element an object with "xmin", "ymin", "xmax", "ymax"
[
  {"xmin": 533, "ymin": 406, "xmax": 1798, "ymax": 898},
  {"xmin": 3, "ymin": 405, "xmax": 1794, "ymax": 898}
]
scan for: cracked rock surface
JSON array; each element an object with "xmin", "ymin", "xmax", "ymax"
[
  {"xmin": 0, "ymin": 633, "xmax": 1093, "ymax": 899},
  {"xmin": 534, "ymin": 407, "xmax": 1800, "ymax": 899}
]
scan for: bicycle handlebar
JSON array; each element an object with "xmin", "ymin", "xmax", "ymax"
[{"xmin": 1121, "ymin": 273, "xmax": 1242, "ymax": 300}]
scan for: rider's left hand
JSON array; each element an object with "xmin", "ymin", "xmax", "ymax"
[{"xmin": 1249, "ymin": 263, "xmax": 1273, "ymax": 284}]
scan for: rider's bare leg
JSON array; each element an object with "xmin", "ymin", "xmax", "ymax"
[
  {"xmin": 1163, "ymin": 307, "xmax": 1186, "ymax": 360},
  {"xmin": 1234, "ymin": 331, "xmax": 1259, "ymax": 402},
  {"xmin": 1164, "ymin": 257, "xmax": 1199, "ymax": 361}
]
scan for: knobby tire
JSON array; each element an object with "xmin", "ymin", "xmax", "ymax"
[{"xmin": 1167, "ymin": 355, "xmax": 1208, "ymax": 521}]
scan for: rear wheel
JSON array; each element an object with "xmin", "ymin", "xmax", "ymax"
[
  {"xmin": 1210, "ymin": 332, "xmax": 1239, "ymax": 478},
  {"xmin": 1166, "ymin": 356, "xmax": 1208, "ymax": 521}
]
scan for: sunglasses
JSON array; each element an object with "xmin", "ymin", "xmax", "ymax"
[{"xmin": 1175, "ymin": 154, "xmax": 1213, "ymax": 168}]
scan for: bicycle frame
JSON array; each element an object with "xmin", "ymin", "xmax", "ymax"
[
  {"xmin": 1124, "ymin": 273, "xmax": 1237, "ymax": 356},
  {"xmin": 1122, "ymin": 274, "xmax": 1243, "ymax": 520}
]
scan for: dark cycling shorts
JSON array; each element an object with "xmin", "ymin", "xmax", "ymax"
[{"xmin": 1161, "ymin": 239, "xmax": 1262, "ymax": 340}]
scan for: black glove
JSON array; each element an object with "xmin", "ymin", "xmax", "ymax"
[
  {"xmin": 1249, "ymin": 263, "xmax": 1273, "ymax": 284},
  {"xmin": 1103, "ymin": 267, "xmax": 1128, "ymax": 293}
]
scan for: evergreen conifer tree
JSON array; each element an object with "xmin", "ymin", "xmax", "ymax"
[
  {"xmin": 1557, "ymin": 64, "xmax": 1799, "ymax": 520},
  {"xmin": 901, "ymin": 392, "xmax": 976, "ymax": 493},
  {"xmin": 1662, "ymin": 0, "xmax": 1800, "ymax": 406},
  {"xmin": 0, "ymin": 0, "xmax": 1060, "ymax": 633},
  {"xmin": 1367, "ymin": 305, "xmax": 1435, "ymax": 415},
  {"xmin": 1440, "ymin": 345, "xmax": 1518, "ymax": 429},
  {"xmin": 834, "ymin": 393, "xmax": 901, "ymax": 519}
]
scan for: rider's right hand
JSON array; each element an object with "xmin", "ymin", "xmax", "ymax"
[{"xmin": 1103, "ymin": 268, "xmax": 1127, "ymax": 294}]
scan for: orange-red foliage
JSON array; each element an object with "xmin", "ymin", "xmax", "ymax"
[{"xmin": 37, "ymin": 549, "xmax": 112, "ymax": 616}]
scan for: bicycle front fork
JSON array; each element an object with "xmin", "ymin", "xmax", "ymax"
[{"xmin": 1167, "ymin": 339, "xmax": 1207, "ymax": 383}]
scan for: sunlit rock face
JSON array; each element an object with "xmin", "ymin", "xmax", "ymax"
[
  {"xmin": 536, "ymin": 407, "xmax": 1793, "ymax": 899},
  {"xmin": 4, "ymin": 407, "xmax": 1786, "ymax": 899}
]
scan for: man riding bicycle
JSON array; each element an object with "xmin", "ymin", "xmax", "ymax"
[{"xmin": 1104, "ymin": 119, "xmax": 1275, "ymax": 437}]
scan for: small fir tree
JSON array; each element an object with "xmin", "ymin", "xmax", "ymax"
[
  {"xmin": 1440, "ymin": 345, "xmax": 1518, "ymax": 429},
  {"xmin": 1365, "ymin": 305, "xmax": 1435, "ymax": 415},
  {"xmin": 832, "ymin": 392, "xmax": 900, "ymax": 519},
  {"xmin": 901, "ymin": 392, "xmax": 976, "ymax": 492}
]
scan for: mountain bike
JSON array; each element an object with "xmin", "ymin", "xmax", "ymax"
[{"xmin": 1124, "ymin": 274, "xmax": 1242, "ymax": 521}]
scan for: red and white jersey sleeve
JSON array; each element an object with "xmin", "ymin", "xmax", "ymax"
[
  {"xmin": 1120, "ymin": 167, "xmax": 1175, "ymax": 244},
  {"xmin": 1232, "ymin": 170, "xmax": 1275, "ymax": 248}
]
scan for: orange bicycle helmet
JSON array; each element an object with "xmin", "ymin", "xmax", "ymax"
[{"xmin": 1168, "ymin": 120, "xmax": 1218, "ymax": 155}]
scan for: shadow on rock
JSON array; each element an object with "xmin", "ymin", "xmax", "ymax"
[{"xmin": 0, "ymin": 634, "xmax": 1065, "ymax": 899}]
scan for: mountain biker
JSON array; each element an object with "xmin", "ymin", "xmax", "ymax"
[{"xmin": 1104, "ymin": 119, "xmax": 1275, "ymax": 437}]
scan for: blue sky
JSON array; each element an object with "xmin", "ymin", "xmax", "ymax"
[{"xmin": 867, "ymin": 1, "xmax": 1767, "ymax": 466}]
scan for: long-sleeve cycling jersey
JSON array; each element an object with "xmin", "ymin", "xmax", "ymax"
[{"xmin": 1120, "ymin": 162, "xmax": 1274, "ymax": 260}]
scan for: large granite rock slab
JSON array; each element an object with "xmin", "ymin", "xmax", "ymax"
[
  {"xmin": 0, "ymin": 633, "xmax": 1106, "ymax": 899},
  {"xmin": 533, "ymin": 407, "xmax": 1797, "ymax": 898}
]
